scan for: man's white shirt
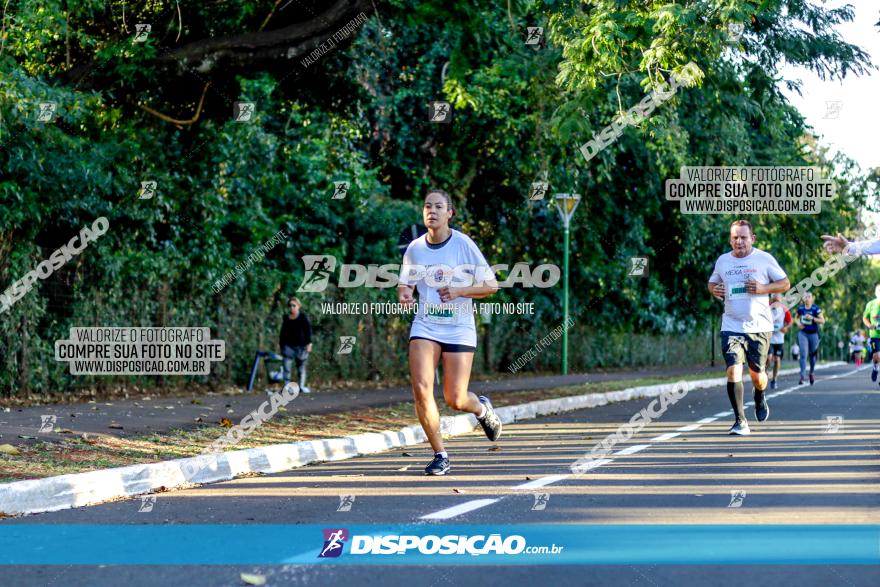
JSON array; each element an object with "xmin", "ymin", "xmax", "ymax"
[{"xmin": 709, "ymin": 248, "xmax": 787, "ymax": 333}]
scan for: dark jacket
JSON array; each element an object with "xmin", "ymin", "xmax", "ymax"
[{"xmin": 280, "ymin": 312, "xmax": 312, "ymax": 349}]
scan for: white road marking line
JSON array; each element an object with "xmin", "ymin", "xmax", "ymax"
[
  {"xmin": 676, "ymin": 423, "xmax": 703, "ymax": 432},
  {"xmin": 418, "ymin": 365, "xmax": 859, "ymax": 521},
  {"xmin": 650, "ymin": 432, "xmax": 681, "ymax": 442},
  {"xmin": 613, "ymin": 444, "xmax": 650, "ymax": 456},
  {"xmin": 513, "ymin": 474, "xmax": 570, "ymax": 490},
  {"xmin": 420, "ymin": 498, "xmax": 500, "ymax": 520}
]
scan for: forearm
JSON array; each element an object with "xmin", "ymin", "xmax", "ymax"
[
  {"xmin": 458, "ymin": 284, "xmax": 499, "ymax": 299},
  {"xmin": 846, "ymin": 239, "xmax": 880, "ymax": 256},
  {"xmin": 764, "ymin": 278, "xmax": 791, "ymax": 294}
]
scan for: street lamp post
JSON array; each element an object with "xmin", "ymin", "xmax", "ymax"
[{"xmin": 554, "ymin": 193, "xmax": 580, "ymax": 375}]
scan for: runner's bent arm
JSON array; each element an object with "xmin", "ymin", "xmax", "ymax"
[
  {"xmin": 398, "ymin": 283, "xmax": 416, "ymax": 308},
  {"xmin": 745, "ymin": 276, "xmax": 790, "ymax": 295},
  {"xmin": 439, "ymin": 281, "xmax": 499, "ymax": 302}
]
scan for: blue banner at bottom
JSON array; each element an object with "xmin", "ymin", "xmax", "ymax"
[{"xmin": 0, "ymin": 525, "xmax": 877, "ymax": 565}]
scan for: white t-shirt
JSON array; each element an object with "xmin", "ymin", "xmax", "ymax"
[
  {"xmin": 399, "ymin": 229, "xmax": 495, "ymax": 346},
  {"xmin": 850, "ymin": 334, "xmax": 866, "ymax": 352},
  {"xmin": 709, "ymin": 248, "xmax": 787, "ymax": 334}
]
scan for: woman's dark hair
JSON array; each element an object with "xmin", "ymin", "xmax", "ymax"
[{"xmin": 425, "ymin": 188, "xmax": 456, "ymax": 219}]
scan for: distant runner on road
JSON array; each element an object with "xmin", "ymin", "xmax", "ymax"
[
  {"xmin": 795, "ymin": 292, "xmax": 825, "ymax": 385},
  {"xmin": 708, "ymin": 220, "xmax": 791, "ymax": 436},
  {"xmin": 850, "ymin": 329, "xmax": 866, "ymax": 367},
  {"xmin": 863, "ymin": 285, "xmax": 880, "ymax": 384},
  {"xmin": 766, "ymin": 293, "xmax": 792, "ymax": 389}
]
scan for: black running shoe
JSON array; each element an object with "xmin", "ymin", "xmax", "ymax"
[
  {"xmin": 770, "ymin": 379, "xmax": 777, "ymax": 390},
  {"xmin": 872, "ymin": 368, "xmax": 877, "ymax": 382},
  {"xmin": 799, "ymin": 377, "xmax": 805, "ymax": 385},
  {"xmin": 477, "ymin": 396, "xmax": 502, "ymax": 441},
  {"xmin": 754, "ymin": 391, "xmax": 770, "ymax": 422},
  {"xmin": 728, "ymin": 420, "xmax": 751, "ymax": 436},
  {"xmin": 424, "ymin": 454, "xmax": 450, "ymax": 476},
  {"xmin": 809, "ymin": 373, "xmax": 815, "ymax": 385}
]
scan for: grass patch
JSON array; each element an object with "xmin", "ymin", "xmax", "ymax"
[{"xmin": 0, "ymin": 372, "xmax": 716, "ymax": 483}]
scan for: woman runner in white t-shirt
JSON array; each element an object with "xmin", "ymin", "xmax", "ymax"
[{"xmin": 397, "ymin": 189, "xmax": 502, "ymax": 475}]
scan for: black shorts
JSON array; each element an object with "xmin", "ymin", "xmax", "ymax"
[
  {"xmin": 871, "ymin": 338, "xmax": 880, "ymax": 355},
  {"xmin": 770, "ymin": 343, "xmax": 784, "ymax": 358},
  {"xmin": 721, "ymin": 331, "xmax": 771, "ymax": 371},
  {"xmin": 410, "ymin": 336, "xmax": 476, "ymax": 353}
]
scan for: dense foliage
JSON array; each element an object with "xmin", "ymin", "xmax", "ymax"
[{"xmin": 1, "ymin": 1, "xmax": 877, "ymax": 395}]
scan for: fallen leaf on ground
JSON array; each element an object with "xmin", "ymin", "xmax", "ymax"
[
  {"xmin": 401, "ymin": 452, "xmax": 413, "ymax": 457},
  {"xmin": 0, "ymin": 444, "xmax": 20, "ymax": 456},
  {"xmin": 190, "ymin": 399, "xmax": 202, "ymax": 405},
  {"xmin": 452, "ymin": 488, "xmax": 463, "ymax": 493},
  {"xmin": 240, "ymin": 573, "xmax": 266, "ymax": 586},
  {"xmin": 488, "ymin": 446, "xmax": 501, "ymax": 451},
  {"xmin": 525, "ymin": 476, "xmax": 532, "ymax": 481},
  {"xmin": 397, "ymin": 466, "xmax": 410, "ymax": 471},
  {"xmin": 220, "ymin": 418, "xmax": 233, "ymax": 428}
]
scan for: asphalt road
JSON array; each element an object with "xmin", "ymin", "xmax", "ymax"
[{"xmin": 1, "ymin": 364, "xmax": 877, "ymax": 586}]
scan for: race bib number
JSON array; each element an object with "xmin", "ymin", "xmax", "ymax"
[
  {"xmin": 801, "ymin": 313, "xmax": 814, "ymax": 324},
  {"xmin": 424, "ymin": 303, "xmax": 456, "ymax": 325},
  {"xmin": 729, "ymin": 282, "xmax": 748, "ymax": 299}
]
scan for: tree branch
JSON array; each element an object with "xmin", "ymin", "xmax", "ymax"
[{"xmin": 133, "ymin": 82, "xmax": 210, "ymax": 126}]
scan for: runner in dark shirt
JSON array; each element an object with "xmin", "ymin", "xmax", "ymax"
[{"xmin": 280, "ymin": 297, "xmax": 313, "ymax": 393}]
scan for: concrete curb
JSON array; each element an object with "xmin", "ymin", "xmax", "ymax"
[{"xmin": 0, "ymin": 363, "xmax": 843, "ymax": 516}]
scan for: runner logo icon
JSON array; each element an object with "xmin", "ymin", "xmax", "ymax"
[
  {"xmin": 319, "ymin": 528, "xmax": 349, "ymax": 558},
  {"xmin": 298, "ymin": 255, "xmax": 337, "ymax": 292}
]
